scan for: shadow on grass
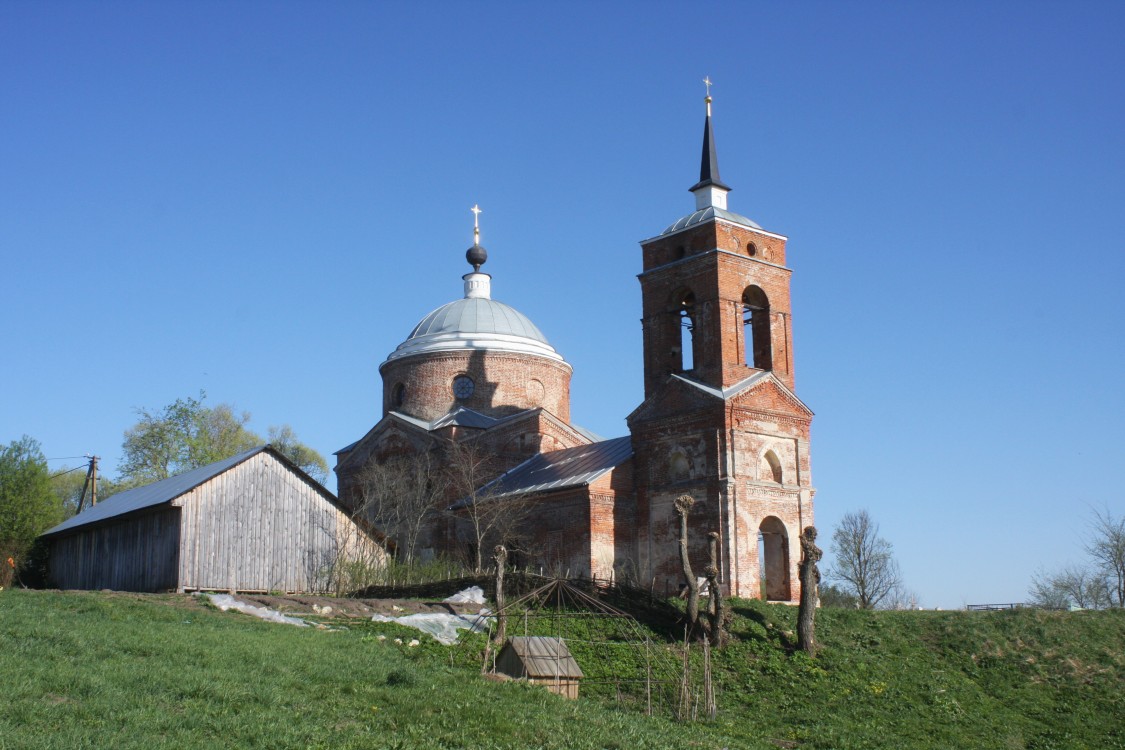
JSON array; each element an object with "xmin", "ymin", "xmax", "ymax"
[{"xmin": 728, "ymin": 603, "xmax": 798, "ymax": 653}]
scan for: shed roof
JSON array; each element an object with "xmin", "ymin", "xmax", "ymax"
[
  {"xmin": 39, "ymin": 446, "xmax": 336, "ymax": 538},
  {"xmin": 453, "ymin": 436, "xmax": 632, "ymax": 507},
  {"xmin": 500, "ymin": 637, "xmax": 583, "ymax": 679}
]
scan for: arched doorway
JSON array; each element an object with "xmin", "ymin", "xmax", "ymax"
[{"xmin": 757, "ymin": 516, "xmax": 790, "ymax": 601}]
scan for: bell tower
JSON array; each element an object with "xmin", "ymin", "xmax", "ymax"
[{"xmin": 628, "ymin": 83, "xmax": 815, "ymax": 601}]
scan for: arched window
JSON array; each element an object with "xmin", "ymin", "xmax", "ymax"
[
  {"xmin": 742, "ymin": 286, "xmax": 772, "ymax": 370},
  {"xmin": 761, "ymin": 450, "xmax": 783, "ymax": 484},
  {"xmin": 669, "ymin": 451, "xmax": 690, "ymax": 482},
  {"xmin": 391, "ymin": 382, "xmax": 406, "ymax": 408},
  {"xmin": 676, "ymin": 290, "xmax": 696, "ymax": 372},
  {"xmin": 758, "ymin": 516, "xmax": 790, "ymax": 601},
  {"xmin": 746, "ymin": 241, "xmax": 757, "ymax": 257}
]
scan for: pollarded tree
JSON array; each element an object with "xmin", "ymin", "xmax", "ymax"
[
  {"xmin": 829, "ymin": 509, "xmax": 902, "ymax": 609},
  {"xmin": 0, "ymin": 436, "xmax": 65, "ymax": 584}
]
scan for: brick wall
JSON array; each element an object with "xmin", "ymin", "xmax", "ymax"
[{"xmin": 379, "ymin": 350, "xmax": 572, "ymax": 423}]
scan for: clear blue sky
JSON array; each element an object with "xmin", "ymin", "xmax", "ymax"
[{"xmin": 2, "ymin": 2, "xmax": 1122, "ymax": 609}]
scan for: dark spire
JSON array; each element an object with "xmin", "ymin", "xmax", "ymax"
[{"xmin": 689, "ymin": 85, "xmax": 731, "ymax": 194}]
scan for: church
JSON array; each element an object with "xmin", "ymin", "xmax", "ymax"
[{"xmin": 334, "ymin": 89, "xmax": 816, "ymax": 601}]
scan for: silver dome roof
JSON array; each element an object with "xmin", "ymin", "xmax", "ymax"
[{"xmin": 383, "ymin": 275, "xmax": 565, "ymax": 364}]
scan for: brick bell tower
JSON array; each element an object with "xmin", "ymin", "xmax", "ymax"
[{"xmin": 627, "ymin": 83, "xmax": 815, "ymax": 601}]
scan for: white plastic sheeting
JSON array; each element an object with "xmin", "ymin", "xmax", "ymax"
[
  {"xmin": 370, "ymin": 610, "xmax": 492, "ymax": 645},
  {"xmin": 205, "ymin": 594, "xmax": 310, "ymax": 627},
  {"xmin": 443, "ymin": 586, "xmax": 486, "ymax": 605}
]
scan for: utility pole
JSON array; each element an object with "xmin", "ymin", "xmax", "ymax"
[{"xmin": 76, "ymin": 454, "xmax": 100, "ymax": 514}]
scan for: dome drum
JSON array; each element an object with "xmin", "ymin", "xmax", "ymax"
[{"xmin": 381, "ymin": 350, "xmax": 572, "ymax": 423}]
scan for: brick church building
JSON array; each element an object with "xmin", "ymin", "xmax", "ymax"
[{"xmin": 335, "ymin": 91, "xmax": 815, "ymax": 601}]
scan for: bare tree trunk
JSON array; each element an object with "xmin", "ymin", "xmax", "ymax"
[
  {"xmin": 493, "ymin": 544, "xmax": 507, "ymax": 644},
  {"xmin": 797, "ymin": 525, "xmax": 822, "ymax": 655},
  {"xmin": 705, "ymin": 531, "xmax": 726, "ymax": 648},
  {"xmin": 674, "ymin": 494, "xmax": 700, "ymax": 631}
]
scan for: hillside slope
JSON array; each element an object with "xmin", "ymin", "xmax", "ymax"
[{"xmin": 1, "ymin": 590, "xmax": 1122, "ymax": 749}]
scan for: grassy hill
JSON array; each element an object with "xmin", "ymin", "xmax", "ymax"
[{"xmin": 1, "ymin": 589, "xmax": 1122, "ymax": 749}]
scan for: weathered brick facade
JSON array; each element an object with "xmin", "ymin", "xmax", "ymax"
[{"xmin": 335, "ymin": 97, "xmax": 814, "ymax": 602}]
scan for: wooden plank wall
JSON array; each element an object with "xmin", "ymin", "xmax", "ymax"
[
  {"xmin": 174, "ymin": 452, "xmax": 380, "ymax": 593},
  {"xmin": 48, "ymin": 509, "xmax": 181, "ymax": 592}
]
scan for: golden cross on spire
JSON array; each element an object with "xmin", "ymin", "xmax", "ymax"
[{"xmin": 470, "ymin": 204, "xmax": 482, "ymax": 244}]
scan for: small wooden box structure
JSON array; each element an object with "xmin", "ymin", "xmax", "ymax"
[{"xmin": 495, "ymin": 636, "xmax": 584, "ymax": 699}]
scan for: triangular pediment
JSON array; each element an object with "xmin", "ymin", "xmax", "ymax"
[
  {"xmin": 727, "ymin": 373, "xmax": 814, "ymax": 417},
  {"xmin": 627, "ymin": 371, "xmax": 812, "ymax": 425},
  {"xmin": 334, "ymin": 414, "xmax": 437, "ymax": 474},
  {"xmin": 626, "ymin": 374, "xmax": 723, "ymax": 425}
]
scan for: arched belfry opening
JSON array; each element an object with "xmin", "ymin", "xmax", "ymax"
[
  {"xmin": 742, "ymin": 286, "xmax": 772, "ymax": 370},
  {"xmin": 675, "ymin": 290, "xmax": 696, "ymax": 372},
  {"xmin": 757, "ymin": 516, "xmax": 790, "ymax": 601}
]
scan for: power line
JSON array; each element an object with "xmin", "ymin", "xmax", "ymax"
[{"xmin": 49, "ymin": 465, "xmax": 89, "ymax": 479}]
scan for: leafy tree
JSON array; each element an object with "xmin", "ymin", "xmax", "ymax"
[
  {"xmin": 118, "ymin": 393, "xmax": 328, "ymax": 491},
  {"xmin": 49, "ymin": 463, "xmax": 123, "ymax": 517},
  {"xmin": 828, "ymin": 509, "xmax": 902, "ymax": 609},
  {"xmin": 268, "ymin": 425, "xmax": 329, "ymax": 485},
  {"xmin": 0, "ymin": 436, "xmax": 65, "ymax": 584}
]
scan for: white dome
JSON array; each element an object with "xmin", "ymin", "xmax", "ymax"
[{"xmin": 383, "ymin": 276, "xmax": 565, "ymax": 364}]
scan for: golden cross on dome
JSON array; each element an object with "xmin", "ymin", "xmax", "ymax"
[{"xmin": 470, "ymin": 204, "xmax": 482, "ymax": 243}]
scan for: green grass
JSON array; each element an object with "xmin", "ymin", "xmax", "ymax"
[{"xmin": 2, "ymin": 590, "xmax": 1123, "ymax": 749}]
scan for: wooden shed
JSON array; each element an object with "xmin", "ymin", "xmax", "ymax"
[
  {"xmin": 495, "ymin": 636, "xmax": 584, "ymax": 699},
  {"xmin": 40, "ymin": 446, "xmax": 382, "ymax": 593}
]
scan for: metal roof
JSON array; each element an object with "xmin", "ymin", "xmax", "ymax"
[
  {"xmin": 38, "ymin": 446, "xmax": 340, "ymax": 539},
  {"xmin": 688, "ymin": 109, "xmax": 730, "ymax": 193},
  {"xmin": 663, "ymin": 205, "xmax": 761, "ymax": 234},
  {"xmin": 500, "ymin": 636, "xmax": 583, "ymax": 679},
  {"xmin": 462, "ymin": 436, "xmax": 632, "ymax": 504},
  {"xmin": 383, "ymin": 297, "xmax": 566, "ymax": 365},
  {"xmin": 430, "ymin": 406, "xmax": 501, "ymax": 430}
]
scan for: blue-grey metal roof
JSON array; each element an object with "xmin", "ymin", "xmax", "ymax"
[
  {"xmin": 40, "ymin": 446, "xmax": 269, "ymax": 538},
  {"xmin": 408, "ymin": 297, "xmax": 550, "ymax": 344},
  {"xmin": 663, "ymin": 205, "xmax": 761, "ymax": 234},
  {"xmin": 460, "ymin": 436, "xmax": 633, "ymax": 505},
  {"xmin": 430, "ymin": 406, "xmax": 501, "ymax": 430}
]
